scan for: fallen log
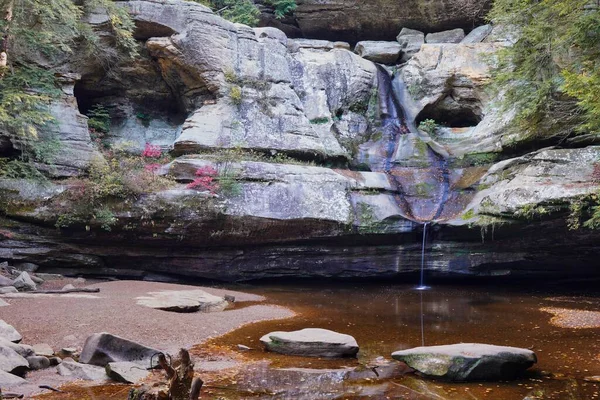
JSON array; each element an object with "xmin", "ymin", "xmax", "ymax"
[{"xmin": 29, "ymin": 288, "xmax": 100, "ymax": 294}]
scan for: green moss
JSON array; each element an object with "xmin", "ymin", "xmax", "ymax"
[
  {"xmin": 461, "ymin": 209, "xmax": 475, "ymax": 220},
  {"xmin": 229, "ymin": 85, "xmax": 242, "ymax": 105},
  {"xmin": 310, "ymin": 117, "xmax": 330, "ymax": 125}
]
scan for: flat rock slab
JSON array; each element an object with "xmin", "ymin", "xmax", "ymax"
[
  {"xmin": 260, "ymin": 328, "xmax": 359, "ymax": 358},
  {"xmin": 391, "ymin": 343, "xmax": 537, "ymax": 381},
  {"xmin": 0, "ymin": 369, "xmax": 26, "ymax": 387},
  {"xmin": 0, "ymin": 343, "xmax": 29, "ymax": 374},
  {"xmin": 136, "ymin": 289, "xmax": 228, "ymax": 313},
  {"xmin": 106, "ymin": 361, "xmax": 151, "ymax": 383},
  {"xmin": 32, "ymin": 343, "xmax": 54, "ymax": 357},
  {"xmin": 0, "ymin": 320, "xmax": 22, "ymax": 343},
  {"xmin": 79, "ymin": 332, "xmax": 161, "ymax": 368},
  {"xmin": 57, "ymin": 359, "xmax": 108, "ymax": 381}
]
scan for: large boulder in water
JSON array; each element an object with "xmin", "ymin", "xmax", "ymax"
[
  {"xmin": 391, "ymin": 343, "xmax": 537, "ymax": 381},
  {"xmin": 260, "ymin": 328, "xmax": 359, "ymax": 358},
  {"xmin": 79, "ymin": 333, "xmax": 161, "ymax": 368}
]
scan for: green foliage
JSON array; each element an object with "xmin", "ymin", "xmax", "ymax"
[
  {"xmin": 418, "ymin": 119, "xmax": 438, "ymax": 135},
  {"xmin": 309, "ymin": 117, "xmax": 330, "ymax": 125},
  {"xmin": 567, "ymin": 193, "xmax": 600, "ymax": 230},
  {"xmin": 356, "ymin": 202, "xmax": 382, "ymax": 234},
  {"xmin": 194, "ymin": 0, "xmax": 260, "ymax": 26},
  {"xmin": 488, "ymin": 0, "xmax": 600, "ymax": 140},
  {"xmin": 265, "ymin": 0, "xmax": 297, "ymax": 19},
  {"xmin": 229, "ymin": 85, "xmax": 243, "ymax": 105},
  {"xmin": 87, "ymin": 104, "xmax": 111, "ymax": 133},
  {"xmin": 1, "ymin": 0, "xmax": 137, "ymax": 145},
  {"xmin": 461, "ymin": 209, "xmax": 475, "ymax": 220},
  {"xmin": 217, "ymin": 166, "xmax": 242, "ymax": 197},
  {"xmin": 30, "ymin": 136, "xmax": 61, "ymax": 164},
  {"xmin": 0, "ymin": 159, "xmax": 47, "ymax": 181}
]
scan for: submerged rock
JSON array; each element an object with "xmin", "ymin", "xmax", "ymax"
[
  {"xmin": 391, "ymin": 343, "xmax": 537, "ymax": 381},
  {"xmin": 79, "ymin": 332, "xmax": 161, "ymax": 367},
  {"xmin": 106, "ymin": 361, "xmax": 151, "ymax": 383},
  {"xmin": 260, "ymin": 328, "xmax": 359, "ymax": 358},
  {"xmin": 57, "ymin": 359, "xmax": 108, "ymax": 381},
  {"xmin": 135, "ymin": 289, "xmax": 228, "ymax": 313},
  {"xmin": 0, "ymin": 320, "xmax": 22, "ymax": 343}
]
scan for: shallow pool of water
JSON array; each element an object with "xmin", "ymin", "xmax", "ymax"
[{"xmin": 203, "ymin": 282, "xmax": 600, "ymax": 399}]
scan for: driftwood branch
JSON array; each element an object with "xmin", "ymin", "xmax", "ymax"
[{"xmin": 29, "ymin": 288, "xmax": 100, "ymax": 294}]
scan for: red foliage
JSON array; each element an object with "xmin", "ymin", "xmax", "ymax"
[
  {"xmin": 142, "ymin": 143, "xmax": 162, "ymax": 158},
  {"xmin": 144, "ymin": 163, "xmax": 162, "ymax": 174},
  {"xmin": 0, "ymin": 230, "xmax": 13, "ymax": 239},
  {"xmin": 186, "ymin": 166, "xmax": 219, "ymax": 194}
]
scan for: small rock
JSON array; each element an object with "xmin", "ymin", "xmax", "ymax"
[
  {"xmin": 27, "ymin": 355, "xmax": 51, "ymax": 370},
  {"xmin": 584, "ymin": 376, "xmax": 600, "ymax": 383},
  {"xmin": 396, "ymin": 28, "xmax": 424, "ymax": 62},
  {"xmin": 35, "ymin": 273, "xmax": 63, "ymax": 281},
  {"xmin": 33, "ymin": 343, "xmax": 54, "ymax": 357},
  {"xmin": 62, "ymin": 284, "xmax": 76, "ymax": 291},
  {"xmin": 354, "ymin": 41, "xmax": 402, "ymax": 64},
  {"xmin": 30, "ymin": 274, "xmax": 44, "ymax": 284},
  {"xmin": 0, "ymin": 286, "xmax": 18, "ymax": 294},
  {"xmin": 80, "ymin": 332, "xmax": 161, "ymax": 367},
  {"xmin": 0, "ymin": 298, "xmax": 8, "ymax": 307},
  {"xmin": 74, "ymin": 277, "xmax": 86, "ymax": 284},
  {"xmin": 0, "ymin": 342, "xmax": 29, "ymax": 374},
  {"xmin": 0, "ymin": 320, "xmax": 22, "ymax": 343},
  {"xmin": 237, "ymin": 344, "xmax": 251, "ymax": 351},
  {"xmin": 0, "ymin": 369, "xmax": 26, "ymax": 387},
  {"xmin": 260, "ymin": 328, "xmax": 359, "ymax": 358},
  {"xmin": 461, "ymin": 24, "xmax": 493, "ymax": 44},
  {"xmin": 49, "ymin": 357, "xmax": 63, "ymax": 366},
  {"xmin": 58, "ymin": 347, "xmax": 78, "ymax": 358},
  {"xmin": 0, "ymin": 274, "xmax": 13, "ymax": 287},
  {"xmin": 425, "ymin": 28, "xmax": 465, "ymax": 44},
  {"xmin": 224, "ymin": 294, "xmax": 236, "ymax": 303},
  {"xmin": 391, "ymin": 343, "xmax": 537, "ymax": 381},
  {"xmin": 14, "ymin": 262, "xmax": 39, "ymax": 273},
  {"xmin": 57, "ymin": 359, "xmax": 108, "ymax": 381},
  {"xmin": 12, "ymin": 271, "xmax": 37, "ymax": 291},
  {"xmin": 0, "ymin": 338, "xmax": 34, "ymax": 358},
  {"xmin": 106, "ymin": 361, "xmax": 151, "ymax": 383}
]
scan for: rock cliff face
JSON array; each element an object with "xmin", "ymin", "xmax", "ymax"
[
  {"xmin": 1, "ymin": 0, "xmax": 600, "ymax": 281},
  {"xmin": 260, "ymin": 0, "xmax": 492, "ymax": 43}
]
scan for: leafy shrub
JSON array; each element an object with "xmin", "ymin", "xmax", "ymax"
[
  {"xmin": 187, "ymin": 166, "xmax": 220, "ymax": 194},
  {"xmin": 230, "ymin": 85, "xmax": 243, "ymax": 105},
  {"xmin": 141, "ymin": 143, "xmax": 162, "ymax": 159},
  {"xmin": 418, "ymin": 119, "xmax": 438, "ymax": 135},
  {"xmin": 0, "ymin": 159, "xmax": 47, "ymax": 181},
  {"xmin": 195, "ymin": 0, "xmax": 260, "ymax": 26},
  {"xmin": 265, "ymin": 0, "xmax": 297, "ymax": 18}
]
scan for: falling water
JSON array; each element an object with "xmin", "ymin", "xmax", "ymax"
[{"xmin": 415, "ymin": 222, "xmax": 430, "ymax": 291}]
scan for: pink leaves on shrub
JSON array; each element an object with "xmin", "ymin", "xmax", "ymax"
[
  {"xmin": 142, "ymin": 143, "xmax": 162, "ymax": 158},
  {"xmin": 186, "ymin": 166, "xmax": 219, "ymax": 194},
  {"xmin": 144, "ymin": 163, "xmax": 162, "ymax": 174}
]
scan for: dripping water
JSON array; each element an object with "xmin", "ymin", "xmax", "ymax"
[{"xmin": 415, "ymin": 222, "xmax": 430, "ymax": 291}]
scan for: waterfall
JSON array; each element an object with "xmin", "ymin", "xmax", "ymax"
[{"xmin": 416, "ymin": 222, "xmax": 430, "ymax": 290}]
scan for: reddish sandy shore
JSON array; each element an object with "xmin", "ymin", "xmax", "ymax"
[
  {"xmin": 1, "ymin": 280, "xmax": 293, "ymax": 352},
  {"xmin": 0, "ymin": 280, "xmax": 294, "ymax": 397}
]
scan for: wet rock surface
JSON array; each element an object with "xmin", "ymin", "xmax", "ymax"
[
  {"xmin": 260, "ymin": 328, "xmax": 359, "ymax": 358},
  {"xmin": 392, "ymin": 343, "xmax": 537, "ymax": 381}
]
